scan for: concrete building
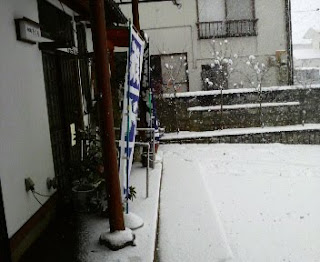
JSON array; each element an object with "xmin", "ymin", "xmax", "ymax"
[
  {"xmin": 117, "ymin": 0, "xmax": 293, "ymax": 93},
  {"xmin": 293, "ymin": 26, "xmax": 320, "ymax": 84}
]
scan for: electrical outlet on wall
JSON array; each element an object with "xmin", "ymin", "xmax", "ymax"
[{"xmin": 25, "ymin": 177, "xmax": 35, "ymax": 192}]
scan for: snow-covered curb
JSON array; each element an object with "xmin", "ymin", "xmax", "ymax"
[
  {"xmin": 161, "ymin": 124, "xmax": 320, "ymax": 141},
  {"xmin": 161, "ymin": 84, "xmax": 320, "ymax": 98},
  {"xmin": 188, "ymin": 101, "xmax": 300, "ymax": 112}
]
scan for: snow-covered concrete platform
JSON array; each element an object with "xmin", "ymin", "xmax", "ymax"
[
  {"xmin": 161, "ymin": 124, "xmax": 320, "ymax": 145},
  {"xmin": 76, "ymin": 153, "xmax": 163, "ymax": 262},
  {"xmin": 160, "ymin": 144, "xmax": 320, "ymax": 262},
  {"xmin": 158, "ymin": 149, "xmax": 233, "ymax": 262}
]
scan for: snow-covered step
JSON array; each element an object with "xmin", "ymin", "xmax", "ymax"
[
  {"xmin": 160, "ymin": 124, "xmax": 320, "ymax": 144},
  {"xmin": 187, "ymin": 101, "xmax": 300, "ymax": 112},
  {"xmin": 158, "ymin": 151, "xmax": 233, "ymax": 261}
]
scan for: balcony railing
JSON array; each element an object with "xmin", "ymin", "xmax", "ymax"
[{"xmin": 197, "ymin": 19, "xmax": 258, "ymax": 39}]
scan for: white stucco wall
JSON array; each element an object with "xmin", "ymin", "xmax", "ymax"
[
  {"xmin": 294, "ymin": 58, "xmax": 320, "ymax": 68},
  {"xmin": 0, "ymin": 0, "xmax": 76, "ymax": 238},
  {"xmin": 118, "ymin": 0, "xmax": 288, "ymax": 91}
]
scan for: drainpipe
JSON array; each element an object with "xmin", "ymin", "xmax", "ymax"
[
  {"xmin": 285, "ymin": 0, "xmax": 294, "ymax": 85},
  {"xmin": 89, "ymin": 0, "xmax": 125, "ymax": 232}
]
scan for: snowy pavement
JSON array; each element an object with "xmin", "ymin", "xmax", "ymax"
[
  {"xmin": 160, "ymin": 144, "xmax": 320, "ymax": 262},
  {"xmin": 76, "ymin": 154, "xmax": 163, "ymax": 262}
]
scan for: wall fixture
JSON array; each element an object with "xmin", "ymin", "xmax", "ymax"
[{"xmin": 15, "ymin": 17, "xmax": 41, "ymax": 44}]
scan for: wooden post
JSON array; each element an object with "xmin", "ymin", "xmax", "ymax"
[
  {"xmin": 89, "ymin": 0, "xmax": 125, "ymax": 232},
  {"xmin": 132, "ymin": 0, "xmax": 140, "ymax": 32}
]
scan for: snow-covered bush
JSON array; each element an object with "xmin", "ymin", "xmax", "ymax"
[{"xmin": 201, "ymin": 39, "xmax": 239, "ymax": 129}]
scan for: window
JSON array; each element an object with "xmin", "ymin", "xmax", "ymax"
[
  {"xmin": 151, "ymin": 53, "xmax": 189, "ymax": 94},
  {"xmin": 38, "ymin": 0, "xmax": 75, "ymax": 46},
  {"xmin": 197, "ymin": 0, "xmax": 257, "ymax": 39},
  {"xmin": 226, "ymin": 0, "xmax": 254, "ymax": 20}
]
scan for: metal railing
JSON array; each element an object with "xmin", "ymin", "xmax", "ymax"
[
  {"xmin": 115, "ymin": 127, "xmax": 158, "ymax": 198},
  {"xmin": 197, "ymin": 19, "xmax": 258, "ymax": 39}
]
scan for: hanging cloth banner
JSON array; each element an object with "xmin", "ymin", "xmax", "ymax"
[{"xmin": 119, "ymin": 25, "xmax": 145, "ymax": 201}]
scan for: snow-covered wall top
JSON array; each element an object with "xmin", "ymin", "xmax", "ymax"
[{"xmin": 162, "ymin": 84, "xmax": 320, "ymax": 98}]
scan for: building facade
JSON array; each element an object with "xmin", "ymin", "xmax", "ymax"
[
  {"xmin": 0, "ymin": 0, "xmax": 127, "ymax": 260},
  {"xmin": 117, "ymin": 0, "xmax": 293, "ymax": 92}
]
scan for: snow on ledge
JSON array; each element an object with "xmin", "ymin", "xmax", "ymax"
[
  {"xmin": 161, "ymin": 84, "xmax": 320, "ymax": 99},
  {"xmin": 188, "ymin": 102, "xmax": 300, "ymax": 112},
  {"xmin": 161, "ymin": 124, "xmax": 320, "ymax": 141}
]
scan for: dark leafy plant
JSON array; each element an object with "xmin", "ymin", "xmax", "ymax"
[
  {"xmin": 126, "ymin": 186, "xmax": 137, "ymax": 201},
  {"xmin": 71, "ymin": 127, "xmax": 103, "ymax": 186}
]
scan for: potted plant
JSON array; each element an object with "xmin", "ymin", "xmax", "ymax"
[{"xmin": 71, "ymin": 127, "xmax": 104, "ymax": 212}]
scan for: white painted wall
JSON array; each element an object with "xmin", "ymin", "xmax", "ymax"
[
  {"xmin": 0, "ymin": 0, "xmax": 76, "ymax": 238},
  {"xmin": 118, "ymin": 0, "xmax": 288, "ymax": 91},
  {"xmin": 294, "ymin": 58, "xmax": 320, "ymax": 68},
  {"xmin": 311, "ymin": 35, "xmax": 320, "ymax": 50}
]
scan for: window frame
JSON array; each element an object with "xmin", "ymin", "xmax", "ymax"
[
  {"xmin": 196, "ymin": 0, "xmax": 257, "ymax": 39},
  {"xmin": 150, "ymin": 52, "xmax": 190, "ymax": 94}
]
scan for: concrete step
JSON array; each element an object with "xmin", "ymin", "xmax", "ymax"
[{"xmin": 160, "ymin": 124, "xmax": 320, "ymax": 145}]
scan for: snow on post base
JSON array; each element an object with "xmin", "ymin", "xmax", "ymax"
[
  {"xmin": 99, "ymin": 228, "xmax": 135, "ymax": 251},
  {"xmin": 124, "ymin": 212, "xmax": 144, "ymax": 230}
]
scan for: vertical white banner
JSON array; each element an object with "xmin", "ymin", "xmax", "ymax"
[{"xmin": 119, "ymin": 26, "xmax": 145, "ymax": 198}]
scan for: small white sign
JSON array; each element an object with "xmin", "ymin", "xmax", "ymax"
[
  {"xmin": 70, "ymin": 123, "xmax": 76, "ymax": 146},
  {"xmin": 16, "ymin": 18, "xmax": 41, "ymax": 44}
]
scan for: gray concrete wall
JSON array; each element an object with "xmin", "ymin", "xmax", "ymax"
[{"xmin": 119, "ymin": 0, "xmax": 288, "ymax": 91}]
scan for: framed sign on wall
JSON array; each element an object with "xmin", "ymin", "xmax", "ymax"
[{"xmin": 15, "ymin": 17, "xmax": 41, "ymax": 44}]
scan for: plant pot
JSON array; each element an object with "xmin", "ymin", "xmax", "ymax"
[
  {"xmin": 72, "ymin": 184, "xmax": 96, "ymax": 213},
  {"xmin": 141, "ymin": 152, "xmax": 154, "ymax": 168}
]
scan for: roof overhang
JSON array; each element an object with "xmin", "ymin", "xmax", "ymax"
[{"xmin": 60, "ymin": 0, "xmax": 127, "ymax": 24}]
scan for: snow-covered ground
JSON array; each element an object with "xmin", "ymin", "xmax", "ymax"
[
  {"xmin": 75, "ymin": 154, "xmax": 163, "ymax": 262},
  {"xmin": 160, "ymin": 144, "xmax": 320, "ymax": 262}
]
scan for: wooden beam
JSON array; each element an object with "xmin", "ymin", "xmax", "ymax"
[
  {"xmin": 132, "ymin": 0, "xmax": 140, "ymax": 32},
  {"xmin": 59, "ymin": 0, "xmax": 90, "ymax": 17},
  {"xmin": 107, "ymin": 27, "xmax": 130, "ymax": 47},
  {"xmin": 89, "ymin": 0, "xmax": 125, "ymax": 233}
]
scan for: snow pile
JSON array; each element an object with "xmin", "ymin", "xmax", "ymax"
[
  {"xmin": 124, "ymin": 212, "xmax": 144, "ymax": 230},
  {"xmin": 100, "ymin": 228, "xmax": 135, "ymax": 251}
]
